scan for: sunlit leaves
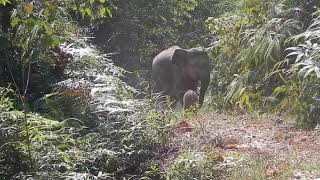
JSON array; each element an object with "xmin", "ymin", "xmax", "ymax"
[
  {"xmin": 104, "ymin": 7, "xmax": 112, "ymax": 17},
  {"xmin": 10, "ymin": 0, "xmax": 81, "ymax": 59},
  {"xmin": 223, "ymin": 16, "xmax": 302, "ymax": 106},
  {"xmin": 75, "ymin": 0, "xmax": 112, "ymax": 19},
  {"xmin": 206, "ymin": 0, "xmax": 313, "ymax": 112},
  {"xmin": 85, "ymin": 7, "xmax": 92, "ymax": 17},
  {"xmin": 0, "ymin": 0, "xmax": 11, "ymax": 6},
  {"xmin": 290, "ymin": 11, "xmax": 320, "ymax": 41},
  {"xmin": 10, "ymin": 17, "xmax": 19, "ymax": 27},
  {"xmin": 286, "ymin": 41, "xmax": 320, "ymax": 78},
  {"xmin": 170, "ymin": 0, "xmax": 199, "ymax": 17},
  {"xmin": 0, "ymin": 87, "xmax": 14, "ymax": 112},
  {"xmin": 296, "ymin": 60, "xmax": 320, "ymax": 78},
  {"xmin": 286, "ymin": 12, "xmax": 320, "ymax": 79},
  {"xmin": 43, "ymin": 2, "xmax": 58, "ymax": 20},
  {"xmin": 240, "ymin": 18, "xmax": 301, "ymax": 70},
  {"xmin": 226, "ymin": 73, "xmax": 249, "ymax": 102}
]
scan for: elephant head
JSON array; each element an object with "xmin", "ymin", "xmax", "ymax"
[{"xmin": 171, "ymin": 47, "xmax": 212, "ymax": 107}]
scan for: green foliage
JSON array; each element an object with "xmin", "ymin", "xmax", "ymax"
[
  {"xmin": 166, "ymin": 151, "xmax": 224, "ymax": 180},
  {"xmin": 88, "ymin": 0, "xmax": 221, "ymax": 99},
  {"xmin": 206, "ymin": 0, "xmax": 320, "ymax": 128},
  {"xmin": 224, "ymin": 17, "xmax": 301, "ymax": 110},
  {"xmin": 286, "ymin": 11, "xmax": 320, "ymax": 79},
  {"xmin": 142, "ymin": 162, "xmax": 164, "ymax": 179},
  {"xmin": 278, "ymin": 11, "xmax": 320, "ymax": 128},
  {"xmin": 207, "ymin": 1, "xmax": 299, "ymax": 111},
  {"xmin": 69, "ymin": 0, "xmax": 113, "ymax": 19},
  {"xmin": 1, "ymin": 56, "xmax": 174, "ymax": 179},
  {"xmin": 63, "ymin": 99, "xmax": 174, "ymax": 179},
  {"xmin": 1, "ymin": 32, "xmax": 174, "ymax": 178},
  {"xmin": 0, "ymin": 0, "xmax": 81, "ymax": 103},
  {"xmin": 92, "ymin": 0, "xmax": 218, "ymax": 70},
  {"xmin": 0, "ymin": 0, "xmax": 11, "ymax": 6},
  {"xmin": 290, "ymin": 78, "xmax": 320, "ymax": 129},
  {"xmin": 184, "ymin": 105, "xmax": 199, "ymax": 118},
  {"xmin": 3, "ymin": 0, "xmax": 320, "ymax": 179},
  {"xmin": 169, "ymin": 0, "xmax": 200, "ymax": 17},
  {"xmin": 1, "ymin": 1, "xmax": 174, "ymax": 178},
  {"xmin": 1, "ymin": 87, "xmax": 89, "ymax": 178},
  {"xmin": 11, "ymin": 1, "xmax": 76, "ymax": 50}
]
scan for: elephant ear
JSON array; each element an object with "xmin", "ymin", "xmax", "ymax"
[{"xmin": 172, "ymin": 49, "xmax": 188, "ymax": 66}]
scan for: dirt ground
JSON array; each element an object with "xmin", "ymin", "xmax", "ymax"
[{"xmin": 162, "ymin": 112, "xmax": 320, "ymax": 179}]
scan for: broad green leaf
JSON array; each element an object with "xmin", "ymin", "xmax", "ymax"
[
  {"xmin": 51, "ymin": 35, "xmax": 61, "ymax": 47},
  {"xmin": 105, "ymin": 7, "xmax": 112, "ymax": 17},
  {"xmin": 88, "ymin": 0, "xmax": 94, "ymax": 5},
  {"xmin": 46, "ymin": 2, "xmax": 57, "ymax": 12},
  {"xmin": 99, "ymin": 7, "xmax": 106, "ymax": 17},
  {"xmin": 44, "ymin": 24, "xmax": 53, "ymax": 35},
  {"xmin": 10, "ymin": 17, "xmax": 19, "ymax": 28},
  {"xmin": 0, "ymin": 0, "xmax": 11, "ymax": 6},
  {"xmin": 44, "ymin": 9, "xmax": 50, "ymax": 19},
  {"xmin": 85, "ymin": 8, "xmax": 93, "ymax": 17}
]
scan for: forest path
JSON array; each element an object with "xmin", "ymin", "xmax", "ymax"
[{"xmin": 162, "ymin": 112, "xmax": 320, "ymax": 179}]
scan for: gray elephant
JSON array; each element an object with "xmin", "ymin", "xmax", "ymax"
[{"xmin": 152, "ymin": 46, "xmax": 212, "ymax": 107}]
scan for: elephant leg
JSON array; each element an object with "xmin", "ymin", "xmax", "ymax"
[{"xmin": 156, "ymin": 73, "xmax": 178, "ymax": 108}]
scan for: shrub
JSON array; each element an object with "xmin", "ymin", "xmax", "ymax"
[
  {"xmin": 282, "ymin": 11, "xmax": 320, "ymax": 128},
  {"xmin": 166, "ymin": 151, "xmax": 224, "ymax": 180}
]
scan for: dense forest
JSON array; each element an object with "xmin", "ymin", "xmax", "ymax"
[{"xmin": 1, "ymin": 0, "xmax": 320, "ymax": 179}]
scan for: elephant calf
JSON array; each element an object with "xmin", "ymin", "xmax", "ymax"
[{"xmin": 183, "ymin": 90, "xmax": 199, "ymax": 111}]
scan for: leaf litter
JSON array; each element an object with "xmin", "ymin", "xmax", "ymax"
[{"xmin": 160, "ymin": 112, "xmax": 320, "ymax": 179}]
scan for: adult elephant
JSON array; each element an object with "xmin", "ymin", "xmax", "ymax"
[{"xmin": 152, "ymin": 46, "xmax": 212, "ymax": 108}]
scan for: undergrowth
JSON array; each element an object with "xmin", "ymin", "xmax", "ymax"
[
  {"xmin": 0, "ymin": 41, "xmax": 176, "ymax": 179},
  {"xmin": 166, "ymin": 149, "xmax": 226, "ymax": 180}
]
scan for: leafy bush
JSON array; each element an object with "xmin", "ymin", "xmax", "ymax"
[
  {"xmin": 0, "ymin": 86, "xmax": 89, "ymax": 178},
  {"xmin": 208, "ymin": 3, "xmax": 302, "ymax": 110},
  {"xmin": 166, "ymin": 151, "xmax": 224, "ymax": 180},
  {"xmin": 204, "ymin": 0, "xmax": 320, "ymax": 129},
  {"xmin": 0, "ymin": 34, "xmax": 175, "ymax": 178},
  {"xmin": 0, "ymin": 87, "xmax": 29, "ymax": 179},
  {"xmin": 1, "ymin": 0, "xmax": 176, "ymax": 175},
  {"xmin": 280, "ymin": 11, "xmax": 320, "ymax": 128},
  {"xmin": 291, "ymin": 79, "xmax": 320, "ymax": 128}
]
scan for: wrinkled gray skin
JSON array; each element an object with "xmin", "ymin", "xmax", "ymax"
[
  {"xmin": 152, "ymin": 46, "xmax": 212, "ymax": 107},
  {"xmin": 183, "ymin": 90, "xmax": 199, "ymax": 110}
]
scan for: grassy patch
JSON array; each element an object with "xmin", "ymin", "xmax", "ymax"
[
  {"xmin": 165, "ymin": 150, "xmax": 226, "ymax": 180},
  {"xmin": 226, "ymin": 154, "xmax": 320, "ymax": 179}
]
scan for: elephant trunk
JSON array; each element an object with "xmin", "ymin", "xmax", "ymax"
[{"xmin": 199, "ymin": 75, "xmax": 210, "ymax": 107}]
